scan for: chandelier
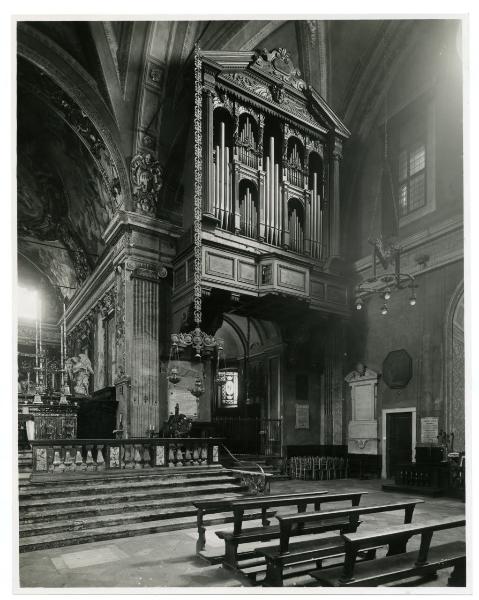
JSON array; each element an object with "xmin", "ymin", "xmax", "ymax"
[
  {"xmin": 169, "ymin": 47, "xmax": 223, "ymax": 361},
  {"xmin": 354, "ymin": 235, "xmax": 417, "ymax": 316}
]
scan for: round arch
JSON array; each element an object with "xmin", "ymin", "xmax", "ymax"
[{"xmin": 444, "ymin": 280, "xmax": 465, "ymax": 451}]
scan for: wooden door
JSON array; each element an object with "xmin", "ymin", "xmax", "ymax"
[{"xmin": 386, "ymin": 412, "xmax": 412, "ymax": 478}]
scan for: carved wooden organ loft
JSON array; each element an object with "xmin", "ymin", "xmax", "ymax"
[{"xmin": 172, "ymin": 48, "xmax": 351, "ymax": 327}]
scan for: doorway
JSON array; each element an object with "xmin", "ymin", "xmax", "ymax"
[{"xmin": 381, "ymin": 407, "xmax": 416, "ymax": 478}]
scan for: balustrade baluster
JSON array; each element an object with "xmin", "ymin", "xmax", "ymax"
[
  {"xmin": 75, "ymin": 446, "xmax": 86, "ymax": 471},
  {"xmin": 200, "ymin": 445, "xmax": 208, "ymax": 465},
  {"xmin": 168, "ymin": 444, "xmax": 175, "ymax": 467},
  {"xmin": 123, "ymin": 444, "xmax": 134, "ymax": 469},
  {"xmin": 85, "ymin": 445, "xmax": 96, "ymax": 471},
  {"xmin": 142, "ymin": 445, "xmax": 152, "ymax": 468},
  {"xmin": 184, "ymin": 447, "xmax": 193, "ymax": 465},
  {"xmin": 192, "ymin": 447, "xmax": 200, "ymax": 465},
  {"xmin": 96, "ymin": 446, "xmax": 106, "ymax": 471},
  {"xmin": 176, "ymin": 446, "xmax": 184, "ymax": 466},
  {"xmin": 52, "ymin": 447, "xmax": 64, "ymax": 472},
  {"xmin": 134, "ymin": 444, "xmax": 143, "ymax": 469},
  {"xmin": 64, "ymin": 446, "xmax": 74, "ymax": 471}
]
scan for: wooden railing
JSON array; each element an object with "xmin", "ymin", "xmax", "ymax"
[{"xmin": 29, "ymin": 437, "xmax": 224, "ymax": 474}]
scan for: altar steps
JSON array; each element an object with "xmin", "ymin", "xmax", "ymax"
[{"xmin": 18, "ymin": 466, "xmax": 256, "ymax": 552}]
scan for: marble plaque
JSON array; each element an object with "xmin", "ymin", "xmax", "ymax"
[
  {"xmin": 36, "ymin": 448, "xmax": 47, "ymax": 471},
  {"xmin": 421, "ymin": 417, "xmax": 439, "ymax": 443},
  {"xmin": 156, "ymin": 445, "xmax": 165, "ymax": 466},
  {"xmin": 354, "ymin": 384, "xmax": 374, "ymax": 421},
  {"xmin": 295, "ymin": 404, "xmax": 310, "ymax": 429},
  {"xmin": 109, "ymin": 446, "xmax": 120, "ymax": 468}
]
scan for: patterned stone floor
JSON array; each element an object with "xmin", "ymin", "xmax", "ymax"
[{"xmin": 18, "ymin": 477, "xmax": 466, "ymax": 589}]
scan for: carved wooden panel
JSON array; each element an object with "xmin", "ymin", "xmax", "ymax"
[
  {"xmin": 327, "ymin": 284, "xmax": 347, "ymax": 305},
  {"xmin": 205, "ymin": 251, "xmax": 235, "ymax": 279},
  {"xmin": 277, "ymin": 264, "xmax": 306, "ymax": 292},
  {"xmin": 237, "ymin": 260, "xmax": 257, "ymax": 284}
]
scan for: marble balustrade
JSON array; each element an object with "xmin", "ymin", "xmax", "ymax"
[{"xmin": 29, "ymin": 438, "xmax": 223, "ymax": 473}]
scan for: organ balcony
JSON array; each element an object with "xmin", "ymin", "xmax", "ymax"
[{"xmin": 172, "ymin": 48, "xmax": 351, "ymax": 327}]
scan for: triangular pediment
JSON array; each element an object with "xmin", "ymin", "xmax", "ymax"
[{"xmin": 200, "ymin": 47, "xmax": 350, "ymax": 139}]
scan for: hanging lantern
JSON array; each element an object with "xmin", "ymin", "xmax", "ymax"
[
  {"xmin": 190, "ymin": 377, "xmax": 205, "ymax": 398},
  {"xmin": 168, "ymin": 367, "xmax": 181, "ymax": 385}
]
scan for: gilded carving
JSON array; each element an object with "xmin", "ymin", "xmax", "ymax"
[{"xmin": 252, "ymin": 48, "xmax": 307, "ymax": 92}]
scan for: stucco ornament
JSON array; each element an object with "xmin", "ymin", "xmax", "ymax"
[
  {"xmin": 65, "ymin": 353, "xmax": 94, "ymax": 396},
  {"xmin": 130, "ymin": 152, "xmax": 163, "ymax": 216}
]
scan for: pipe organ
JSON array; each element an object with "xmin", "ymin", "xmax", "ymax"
[{"xmin": 172, "ymin": 48, "xmax": 351, "ymax": 323}]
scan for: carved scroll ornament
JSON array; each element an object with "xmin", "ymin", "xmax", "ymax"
[{"xmin": 130, "ymin": 152, "xmax": 164, "ymax": 216}]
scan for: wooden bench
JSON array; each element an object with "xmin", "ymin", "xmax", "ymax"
[
  {"xmin": 311, "ymin": 517, "xmax": 466, "ymax": 587},
  {"xmin": 257, "ymin": 499, "xmax": 424, "ymax": 586},
  {"xmin": 193, "ymin": 490, "xmax": 328, "ymax": 556},
  {"xmin": 216, "ymin": 491, "xmax": 366, "ymax": 570}
]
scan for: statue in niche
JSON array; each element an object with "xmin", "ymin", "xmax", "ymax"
[{"xmin": 65, "ymin": 353, "xmax": 94, "ymax": 396}]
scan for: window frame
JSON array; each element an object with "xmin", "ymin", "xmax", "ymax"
[{"xmin": 397, "ymin": 140, "xmax": 427, "ymax": 218}]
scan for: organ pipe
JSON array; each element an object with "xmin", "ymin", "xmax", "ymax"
[{"xmin": 220, "ymin": 123, "xmax": 225, "ymax": 219}]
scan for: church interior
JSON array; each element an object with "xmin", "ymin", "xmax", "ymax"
[{"xmin": 16, "ymin": 18, "xmax": 466, "ymax": 589}]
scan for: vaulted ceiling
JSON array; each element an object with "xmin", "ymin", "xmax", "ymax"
[{"xmin": 16, "ymin": 18, "xmax": 424, "ymax": 320}]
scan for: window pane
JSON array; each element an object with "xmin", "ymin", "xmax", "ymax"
[
  {"xmin": 218, "ymin": 371, "xmax": 239, "ymax": 407},
  {"xmin": 409, "ymin": 144, "xmax": 425, "ymax": 175},
  {"xmin": 409, "ymin": 172, "xmax": 426, "ymax": 211},
  {"xmin": 398, "ymin": 184, "xmax": 408, "ymax": 216},
  {"xmin": 398, "ymin": 149, "xmax": 408, "ymax": 181}
]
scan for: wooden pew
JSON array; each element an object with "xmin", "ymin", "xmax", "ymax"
[
  {"xmin": 257, "ymin": 499, "xmax": 424, "ymax": 586},
  {"xmin": 216, "ymin": 491, "xmax": 366, "ymax": 570},
  {"xmin": 193, "ymin": 490, "xmax": 328, "ymax": 557},
  {"xmin": 311, "ymin": 517, "xmax": 466, "ymax": 587}
]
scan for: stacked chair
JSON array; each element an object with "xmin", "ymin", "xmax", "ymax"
[{"xmin": 286, "ymin": 455, "xmax": 349, "ymax": 480}]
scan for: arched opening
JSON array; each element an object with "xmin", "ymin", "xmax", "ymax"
[
  {"xmin": 237, "ymin": 112, "xmax": 258, "ymax": 168},
  {"xmin": 212, "ymin": 314, "xmax": 283, "ymax": 456},
  {"xmin": 445, "ymin": 284, "xmax": 465, "ymax": 452},
  {"xmin": 308, "ymin": 151, "xmax": 323, "ymax": 259},
  {"xmin": 263, "ymin": 117, "xmax": 283, "ymax": 245},
  {"xmin": 288, "ymin": 198, "xmax": 305, "ymax": 253},
  {"xmin": 238, "ymin": 179, "xmax": 258, "ymax": 239},
  {"xmin": 286, "ymin": 136, "xmax": 305, "ymax": 187},
  {"xmin": 213, "ymin": 107, "xmax": 235, "ymax": 230}
]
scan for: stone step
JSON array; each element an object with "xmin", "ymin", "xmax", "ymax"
[
  {"xmin": 19, "ymin": 511, "xmax": 259, "ymax": 553},
  {"xmin": 19, "ymin": 481, "xmax": 246, "ymax": 512},
  {"xmin": 20, "ymin": 504, "xmax": 273, "ymax": 537},
  {"xmin": 20, "ymin": 490, "xmax": 247, "ymax": 524},
  {"xmin": 27, "ymin": 464, "xmax": 225, "ymax": 485},
  {"xmin": 19, "ymin": 473, "xmax": 239, "ymax": 499}
]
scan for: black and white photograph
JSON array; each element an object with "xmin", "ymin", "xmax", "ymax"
[{"xmin": 11, "ymin": 11, "xmax": 471, "ymax": 593}]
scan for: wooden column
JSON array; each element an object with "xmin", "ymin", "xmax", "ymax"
[{"xmin": 328, "ymin": 137, "xmax": 343, "ymax": 257}]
